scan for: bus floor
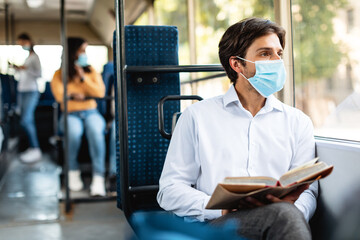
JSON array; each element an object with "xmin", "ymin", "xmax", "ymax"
[{"xmin": 0, "ymin": 150, "xmax": 134, "ymax": 240}]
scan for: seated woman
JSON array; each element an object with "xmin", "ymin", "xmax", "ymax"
[{"xmin": 51, "ymin": 37, "xmax": 106, "ymax": 196}]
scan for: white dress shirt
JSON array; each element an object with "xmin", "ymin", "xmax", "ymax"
[
  {"xmin": 157, "ymin": 85, "xmax": 318, "ymax": 222},
  {"xmin": 18, "ymin": 53, "xmax": 41, "ymax": 92}
]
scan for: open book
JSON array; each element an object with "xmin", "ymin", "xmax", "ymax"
[{"xmin": 206, "ymin": 158, "xmax": 333, "ymax": 209}]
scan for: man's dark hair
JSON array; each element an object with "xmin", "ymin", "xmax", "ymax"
[{"xmin": 218, "ymin": 17, "xmax": 286, "ymax": 83}]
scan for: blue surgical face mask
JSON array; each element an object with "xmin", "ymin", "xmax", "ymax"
[
  {"xmin": 22, "ymin": 45, "xmax": 31, "ymax": 51},
  {"xmin": 75, "ymin": 53, "xmax": 88, "ymax": 67},
  {"xmin": 236, "ymin": 56, "xmax": 286, "ymax": 98}
]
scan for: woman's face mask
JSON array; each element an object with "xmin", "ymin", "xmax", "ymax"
[
  {"xmin": 236, "ymin": 56, "xmax": 286, "ymax": 98},
  {"xmin": 76, "ymin": 53, "xmax": 88, "ymax": 67},
  {"xmin": 22, "ymin": 45, "xmax": 31, "ymax": 51}
]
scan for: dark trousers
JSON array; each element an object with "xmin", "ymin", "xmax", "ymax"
[{"xmin": 210, "ymin": 202, "xmax": 311, "ymax": 240}]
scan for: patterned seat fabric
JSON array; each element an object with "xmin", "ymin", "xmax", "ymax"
[{"xmin": 113, "ymin": 26, "xmax": 180, "ymax": 212}]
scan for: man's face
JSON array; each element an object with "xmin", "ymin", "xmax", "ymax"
[{"xmin": 242, "ymin": 33, "xmax": 283, "ymax": 78}]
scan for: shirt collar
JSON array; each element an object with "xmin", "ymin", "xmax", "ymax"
[
  {"xmin": 264, "ymin": 95, "xmax": 283, "ymax": 112},
  {"xmin": 223, "ymin": 85, "xmax": 283, "ymax": 112},
  {"xmin": 223, "ymin": 85, "xmax": 239, "ymax": 107}
]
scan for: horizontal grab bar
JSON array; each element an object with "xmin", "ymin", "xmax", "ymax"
[{"xmin": 125, "ymin": 64, "xmax": 224, "ymax": 73}]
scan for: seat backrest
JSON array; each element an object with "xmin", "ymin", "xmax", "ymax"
[
  {"xmin": 0, "ymin": 74, "xmax": 16, "ymax": 105},
  {"xmin": 310, "ymin": 141, "xmax": 360, "ymax": 239},
  {"xmin": 113, "ymin": 26, "xmax": 180, "ymax": 216},
  {"xmin": 97, "ymin": 62, "xmax": 115, "ymax": 118},
  {"xmin": 38, "ymin": 82, "xmax": 55, "ymax": 106}
]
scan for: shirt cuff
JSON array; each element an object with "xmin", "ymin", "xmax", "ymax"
[{"xmin": 201, "ymin": 195, "xmax": 222, "ymax": 221}]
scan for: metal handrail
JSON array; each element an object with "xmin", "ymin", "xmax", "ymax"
[
  {"xmin": 126, "ymin": 64, "xmax": 224, "ymax": 73},
  {"xmin": 158, "ymin": 95, "xmax": 203, "ymax": 140},
  {"xmin": 181, "ymin": 72, "xmax": 227, "ymax": 85}
]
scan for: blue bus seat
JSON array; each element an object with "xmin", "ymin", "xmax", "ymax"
[
  {"xmin": 38, "ymin": 82, "xmax": 56, "ymax": 107},
  {"xmin": 113, "ymin": 26, "xmax": 180, "ymax": 216},
  {"xmin": 130, "ymin": 211, "xmax": 243, "ymax": 240},
  {"xmin": 98, "ymin": 62, "xmax": 115, "ymax": 121},
  {"xmin": 34, "ymin": 82, "xmax": 59, "ymax": 150},
  {"xmin": 0, "ymin": 74, "xmax": 17, "ymax": 120}
]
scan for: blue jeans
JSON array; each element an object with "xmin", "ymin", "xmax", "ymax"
[
  {"xmin": 59, "ymin": 109, "xmax": 106, "ymax": 176},
  {"xmin": 18, "ymin": 91, "xmax": 40, "ymax": 148},
  {"xmin": 109, "ymin": 120, "xmax": 116, "ymax": 176}
]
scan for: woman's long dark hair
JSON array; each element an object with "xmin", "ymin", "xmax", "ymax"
[{"xmin": 67, "ymin": 37, "xmax": 91, "ymax": 81}]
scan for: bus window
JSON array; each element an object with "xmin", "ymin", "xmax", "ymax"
[
  {"xmin": 0, "ymin": 45, "xmax": 108, "ymax": 92},
  {"xmin": 135, "ymin": 0, "xmax": 276, "ymax": 106},
  {"xmin": 292, "ymin": 0, "xmax": 360, "ymax": 142}
]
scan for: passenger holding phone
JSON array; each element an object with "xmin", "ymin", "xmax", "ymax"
[
  {"xmin": 14, "ymin": 33, "xmax": 42, "ymax": 163},
  {"xmin": 51, "ymin": 37, "xmax": 106, "ymax": 196}
]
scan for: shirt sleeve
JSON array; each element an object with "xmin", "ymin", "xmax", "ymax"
[
  {"xmin": 157, "ymin": 107, "xmax": 221, "ymax": 222},
  {"xmin": 291, "ymin": 114, "xmax": 318, "ymax": 222},
  {"xmin": 25, "ymin": 55, "xmax": 42, "ymax": 79}
]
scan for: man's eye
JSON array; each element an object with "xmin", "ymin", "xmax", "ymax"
[
  {"xmin": 260, "ymin": 52, "xmax": 269, "ymax": 56},
  {"xmin": 278, "ymin": 52, "xmax": 283, "ymax": 58}
]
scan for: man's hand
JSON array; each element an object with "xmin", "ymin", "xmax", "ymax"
[
  {"xmin": 267, "ymin": 183, "xmax": 310, "ymax": 204},
  {"xmin": 244, "ymin": 184, "xmax": 310, "ymax": 208},
  {"xmin": 222, "ymin": 209, "xmax": 237, "ymax": 216}
]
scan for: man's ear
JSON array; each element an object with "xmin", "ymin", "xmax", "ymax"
[{"xmin": 229, "ymin": 57, "xmax": 244, "ymax": 74}]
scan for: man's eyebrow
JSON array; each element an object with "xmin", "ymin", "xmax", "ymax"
[{"xmin": 256, "ymin": 47, "xmax": 283, "ymax": 52}]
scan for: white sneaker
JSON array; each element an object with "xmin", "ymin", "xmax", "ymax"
[
  {"xmin": 68, "ymin": 170, "xmax": 84, "ymax": 191},
  {"xmin": 90, "ymin": 175, "xmax": 106, "ymax": 197},
  {"xmin": 20, "ymin": 148, "xmax": 42, "ymax": 163}
]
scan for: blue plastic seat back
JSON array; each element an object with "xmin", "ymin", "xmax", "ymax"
[
  {"xmin": 98, "ymin": 62, "xmax": 115, "ymax": 117},
  {"xmin": 0, "ymin": 74, "xmax": 17, "ymax": 118},
  {"xmin": 113, "ymin": 26, "xmax": 180, "ymax": 209},
  {"xmin": 38, "ymin": 82, "xmax": 55, "ymax": 106},
  {"xmin": 130, "ymin": 211, "xmax": 244, "ymax": 240},
  {"xmin": 0, "ymin": 74, "xmax": 15, "ymax": 105}
]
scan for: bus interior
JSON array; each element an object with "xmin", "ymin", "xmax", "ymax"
[{"xmin": 0, "ymin": 0, "xmax": 360, "ymax": 239}]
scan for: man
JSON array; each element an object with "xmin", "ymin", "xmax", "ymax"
[{"xmin": 157, "ymin": 17, "xmax": 317, "ymax": 239}]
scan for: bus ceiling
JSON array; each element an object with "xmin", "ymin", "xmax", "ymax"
[{"xmin": 0, "ymin": 0, "xmax": 151, "ymax": 46}]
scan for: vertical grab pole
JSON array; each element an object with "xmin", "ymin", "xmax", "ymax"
[
  {"xmin": 60, "ymin": 0, "xmax": 71, "ymax": 213},
  {"xmin": 115, "ymin": 0, "xmax": 130, "ymax": 218},
  {"xmin": 5, "ymin": 4, "xmax": 9, "ymax": 45}
]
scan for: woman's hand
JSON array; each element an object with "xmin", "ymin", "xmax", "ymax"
[
  {"xmin": 74, "ymin": 64, "xmax": 85, "ymax": 80},
  {"xmin": 69, "ymin": 93, "xmax": 85, "ymax": 101}
]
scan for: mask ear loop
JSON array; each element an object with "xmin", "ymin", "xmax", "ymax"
[
  {"xmin": 239, "ymin": 72, "xmax": 248, "ymax": 80},
  {"xmin": 235, "ymin": 56, "xmax": 254, "ymax": 80},
  {"xmin": 236, "ymin": 56, "xmax": 255, "ymax": 63}
]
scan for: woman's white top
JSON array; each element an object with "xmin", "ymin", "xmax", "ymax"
[{"xmin": 18, "ymin": 52, "xmax": 41, "ymax": 92}]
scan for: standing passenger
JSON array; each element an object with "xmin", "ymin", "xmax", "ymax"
[
  {"xmin": 14, "ymin": 33, "xmax": 42, "ymax": 163},
  {"xmin": 51, "ymin": 37, "xmax": 106, "ymax": 196}
]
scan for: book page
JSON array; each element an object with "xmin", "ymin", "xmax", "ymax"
[
  {"xmin": 206, "ymin": 181, "xmax": 313, "ymax": 209},
  {"xmin": 285, "ymin": 157, "xmax": 319, "ymax": 175},
  {"xmin": 220, "ymin": 177, "xmax": 277, "ymax": 193},
  {"xmin": 279, "ymin": 162, "xmax": 331, "ymax": 186}
]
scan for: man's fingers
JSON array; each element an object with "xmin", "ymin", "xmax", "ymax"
[
  {"xmin": 266, "ymin": 194, "xmax": 282, "ymax": 203},
  {"xmin": 245, "ymin": 197, "xmax": 265, "ymax": 207},
  {"xmin": 221, "ymin": 209, "xmax": 237, "ymax": 216},
  {"xmin": 289, "ymin": 184, "xmax": 310, "ymax": 198}
]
